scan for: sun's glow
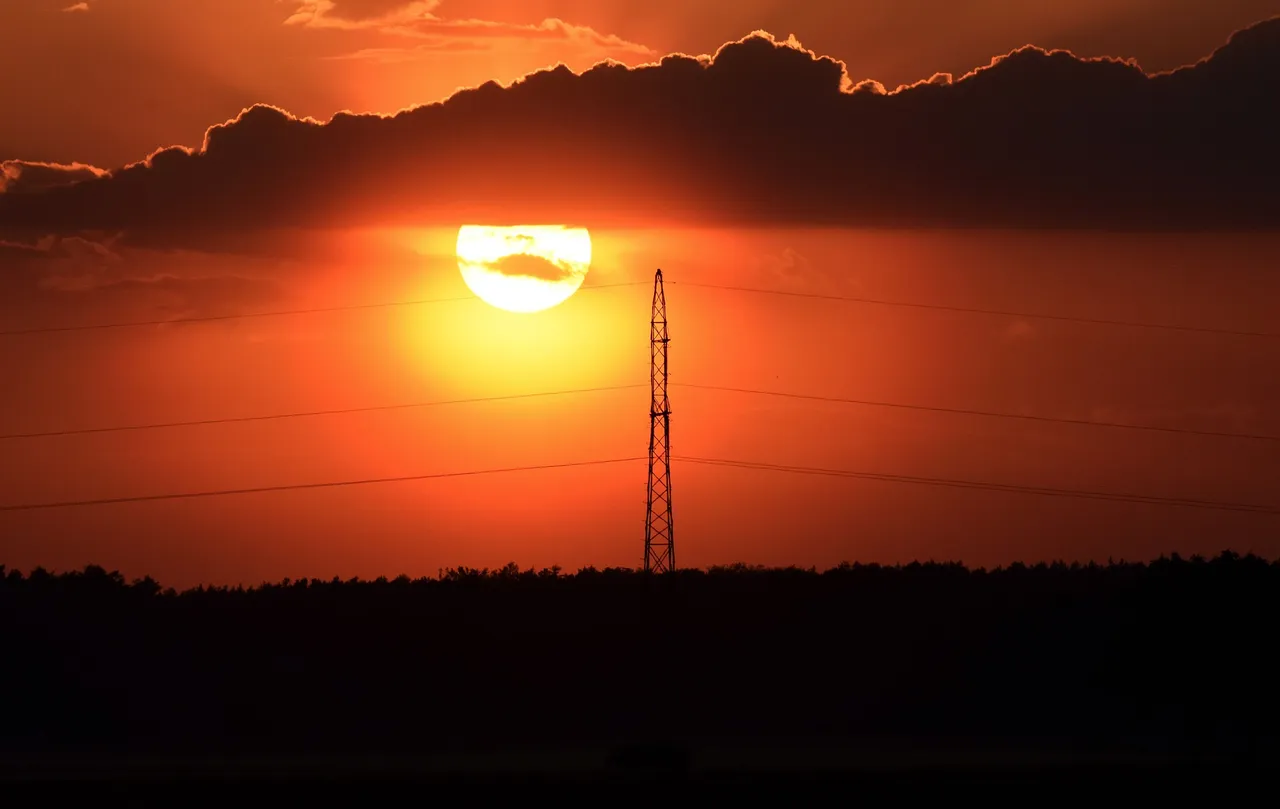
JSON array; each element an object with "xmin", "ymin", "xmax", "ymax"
[{"xmin": 456, "ymin": 225, "xmax": 592, "ymax": 313}]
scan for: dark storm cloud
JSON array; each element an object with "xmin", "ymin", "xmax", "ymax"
[{"xmin": 2, "ymin": 18, "xmax": 1279, "ymax": 241}]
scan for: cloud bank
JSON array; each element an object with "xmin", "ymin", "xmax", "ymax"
[{"xmin": 2, "ymin": 18, "xmax": 1279, "ymax": 243}]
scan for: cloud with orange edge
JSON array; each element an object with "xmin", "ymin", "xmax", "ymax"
[{"xmin": 2, "ymin": 21, "xmax": 1279, "ymax": 244}]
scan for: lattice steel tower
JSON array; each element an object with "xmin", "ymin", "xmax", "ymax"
[{"xmin": 644, "ymin": 269, "xmax": 674, "ymax": 573}]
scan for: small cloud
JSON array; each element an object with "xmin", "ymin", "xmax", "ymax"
[
  {"xmin": 486, "ymin": 253, "xmax": 576, "ymax": 283},
  {"xmin": 0, "ymin": 233, "xmax": 121, "ymax": 266},
  {"xmin": 285, "ymin": 1, "xmax": 441, "ymax": 29},
  {"xmin": 414, "ymin": 17, "xmax": 655, "ymax": 57},
  {"xmin": 760, "ymin": 248, "xmax": 813, "ymax": 282},
  {"xmin": 1, "ymin": 160, "xmax": 106, "ymax": 194},
  {"xmin": 63, "ymin": 2, "xmax": 91, "ymax": 12},
  {"xmin": 287, "ymin": 2, "xmax": 653, "ymax": 57},
  {"xmin": 0, "ymin": 237, "xmax": 56, "ymax": 259}
]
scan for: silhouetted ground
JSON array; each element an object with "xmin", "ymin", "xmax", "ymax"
[{"xmin": 2, "ymin": 552, "xmax": 1278, "ymax": 792}]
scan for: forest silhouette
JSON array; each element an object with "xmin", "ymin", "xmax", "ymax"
[{"xmin": 2, "ymin": 550, "xmax": 1277, "ymax": 772}]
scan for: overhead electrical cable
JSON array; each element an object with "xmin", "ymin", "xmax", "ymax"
[
  {"xmin": 673, "ymin": 383, "xmax": 1280, "ymax": 443},
  {"xmin": 0, "ymin": 384, "xmax": 646, "ymax": 440},
  {"xmin": 673, "ymin": 456, "xmax": 1280, "ymax": 516},
  {"xmin": 3, "ymin": 279, "xmax": 1270, "ymax": 338},
  {"xmin": 669, "ymin": 281, "xmax": 1277, "ymax": 338},
  {"xmin": 1, "ymin": 456, "xmax": 1274, "ymax": 517},
  {"xmin": 0, "ymin": 458, "xmax": 648, "ymax": 512},
  {"xmin": 0, "ymin": 282, "xmax": 650, "ymax": 337},
  {"xmin": 4, "ymin": 381, "xmax": 1273, "ymax": 444}
]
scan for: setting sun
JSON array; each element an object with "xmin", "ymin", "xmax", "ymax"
[{"xmin": 456, "ymin": 225, "xmax": 592, "ymax": 313}]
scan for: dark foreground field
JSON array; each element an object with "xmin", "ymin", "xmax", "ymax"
[{"xmin": 2, "ymin": 552, "xmax": 1278, "ymax": 793}]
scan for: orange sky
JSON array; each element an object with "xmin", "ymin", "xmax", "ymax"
[
  {"xmin": 2, "ymin": 227, "xmax": 1277, "ymax": 587},
  {"xmin": 1, "ymin": 2, "xmax": 1279, "ymax": 586}
]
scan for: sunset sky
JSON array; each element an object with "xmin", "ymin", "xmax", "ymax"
[{"xmin": 2, "ymin": 1, "xmax": 1278, "ymax": 587}]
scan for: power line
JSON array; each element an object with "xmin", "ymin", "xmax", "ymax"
[
  {"xmin": 0, "ymin": 282, "xmax": 650, "ymax": 337},
  {"xmin": 1, "ymin": 454, "xmax": 1273, "ymax": 516},
  {"xmin": 0, "ymin": 384, "xmax": 646, "ymax": 441},
  {"xmin": 4, "ymin": 278, "xmax": 1272, "ymax": 339},
  {"xmin": 3, "ymin": 380, "xmax": 1275, "ymax": 444},
  {"xmin": 674, "ymin": 383, "xmax": 1280, "ymax": 443},
  {"xmin": 674, "ymin": 456, "xmax": 1280, "ymax": 516},
  {"xmin": 0, "ymin": 295, "xmax": 471, "ymax": 336},
  {"xmin": 670, "ymin": 281, "xmax": 1276, "ymax": 338},
  {"xmin": 0, "ymin": 458, "xmax": 647, "ymax": 513}
]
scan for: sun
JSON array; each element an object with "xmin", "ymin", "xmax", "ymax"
[{"xmin": 456, "ymin": 225, "xmax": 592, "ymax": 313}]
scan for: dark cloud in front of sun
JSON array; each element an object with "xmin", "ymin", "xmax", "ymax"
[{"xmin": 484, "ymin": 252, "xmax": 578, "ymax": 283}]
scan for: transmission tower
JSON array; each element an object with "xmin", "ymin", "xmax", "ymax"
[{"xmin": 644, "ymin": 268, "xmax": 674, "ymax": 573}]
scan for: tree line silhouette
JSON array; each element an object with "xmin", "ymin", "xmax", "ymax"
[{"xmin": 2, "ymin": 552, "xmax": 1277, "ymax": 759}]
